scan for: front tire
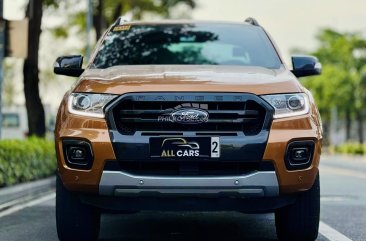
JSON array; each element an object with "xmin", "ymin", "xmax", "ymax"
[
  {"xmin": 275, "ymin": 173, "xmax": 320, "ymax": 241},
  {"xmin": 56, "ymin": 176, "xmax": 100, "ymax": 241}
]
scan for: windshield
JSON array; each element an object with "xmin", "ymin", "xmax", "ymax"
[{"xmin": 91, "ymin": 23, "xmax": 282, "ymax": 69}]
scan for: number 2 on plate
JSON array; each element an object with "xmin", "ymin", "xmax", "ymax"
[{"xmin": 211, "ymin": 137, "xmax": 220, "ymax": 158}]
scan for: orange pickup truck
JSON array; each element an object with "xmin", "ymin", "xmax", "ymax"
[{"xmin": 54, "ymin": 18, "xmax": 322, "ymax": 241}]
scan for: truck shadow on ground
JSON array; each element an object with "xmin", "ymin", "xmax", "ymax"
[{"xmin": 99, "ymin": 211, "xmax": 277, "ymax": 241}]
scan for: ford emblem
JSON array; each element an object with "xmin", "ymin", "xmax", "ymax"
[{"xmin": 170, "ymin": 108, "xmax": 209, "ymax": 124}]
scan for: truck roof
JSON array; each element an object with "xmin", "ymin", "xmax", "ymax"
[{"xmin": 113, "ymin": 19, "xmax": 257, "ymax": 27}]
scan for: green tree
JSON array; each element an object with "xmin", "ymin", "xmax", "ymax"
[{"xmin": 301, "ymin": 29, "xmax": 366, "ymax": 143}]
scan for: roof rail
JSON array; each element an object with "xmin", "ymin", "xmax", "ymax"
[
  {"xmin": 245, "ymin": 17, "xmax": 259, "ymax": 26},
  {"xmin": 114, "ymin": 16, "xmax": 131, "ymax": 25}
]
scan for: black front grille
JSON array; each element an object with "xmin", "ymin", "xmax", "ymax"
[{"xmin": 110, "ymin": 93, "xmax": 269, "ymax": 136}]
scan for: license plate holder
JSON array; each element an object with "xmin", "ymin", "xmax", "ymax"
[{"xmin": 150, "ymin": 137, "xmax": 220, "ymax": 159}]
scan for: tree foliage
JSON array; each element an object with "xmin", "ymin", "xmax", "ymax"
[
  {"xmin": 100, "ymin": 0, "xmax": 196, "ymax": 23},
  {"xmin": 62, "ymin": 0, "xmax": 197, "ymax": 40},
  {"xmin": 301, "ymin": 28, "xmax": 366, "ymax": 143}
]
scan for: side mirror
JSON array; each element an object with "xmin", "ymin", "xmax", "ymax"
[
  {"xmin": 54, "ymin": 55, "xmax": 84, "ymax": 77},
  {"xmin": 291, "ymin": 55, "xmax": 322, "ymax": 78}
]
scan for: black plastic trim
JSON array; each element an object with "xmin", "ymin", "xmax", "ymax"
[
  {"xmin": 80, "ymin": 194, "xmax": 296, "ymax": 213},
  {"xmin": 244, "ymin": 17, "xmax": 260, "ymax": 26},
  {"xmin": 285, "ymin": 140, "xmax": 315, "ymax": 170},
  {"xmin": 62, "ymin": 139, "xmax": 94, "ymax": 170}
]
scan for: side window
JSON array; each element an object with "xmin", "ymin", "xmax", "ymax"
[{"xmin": 1, "ymin": 113, "xmax": 20, "ymax": 128}]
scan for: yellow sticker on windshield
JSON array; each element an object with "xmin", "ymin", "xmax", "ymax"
[{"xmin": 113, "ymin": 25, "xmax": 131, "ymax": 31}]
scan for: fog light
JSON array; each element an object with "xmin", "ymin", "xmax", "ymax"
[
  {"xmin": 290, "ymin": 147, "xmax": 309, "ymax": 163},
  {"xmin": 285, "ymin": 141, "xmax": 315, "ymax": 170},
  {"xmin": 63, "ymin": 139, "xmax": 93, "ymax": 170},
  {"xmin": 69, "ymin": 147, "xmax": 87, "ymax": 161}
]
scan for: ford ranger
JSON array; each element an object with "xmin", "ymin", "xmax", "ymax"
[{"xmin": 54, "ymin": 17, "xmax": 322, "ymax": 241}]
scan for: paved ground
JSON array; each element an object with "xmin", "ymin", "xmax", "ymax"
[{"xmin": 0, "ymin": 155, "xmax": 365, "ymax": 241}]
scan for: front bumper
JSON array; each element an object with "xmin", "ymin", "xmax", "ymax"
[
  {"xmin": 99, "ymin": 170, "xmax": 279, "ymax": 197},
  {"xmin": 55, "ymin": 94, "xmax": 322, "ymax": 195}
]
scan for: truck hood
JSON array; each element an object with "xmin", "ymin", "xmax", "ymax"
[{"xmin": 74, "ymin": 65, "xmax": 302, "ymax": 95}]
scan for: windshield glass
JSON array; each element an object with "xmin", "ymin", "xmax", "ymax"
[{"xmin": 91, "ymin": 23, "xmax": 282, "ymax": 69}]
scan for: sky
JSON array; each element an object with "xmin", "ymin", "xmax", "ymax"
[{"xmin": 4, "ymin": 1, "xmax": 25, "ymax": 19}]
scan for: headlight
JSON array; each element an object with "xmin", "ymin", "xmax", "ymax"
[
  {"xmin": 68, "ymin": 93, "xmax": 117, "ymax": 118},
  {"xmin": 261, "ymin": 93, "xmax": 309, "ymax": 118}
]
